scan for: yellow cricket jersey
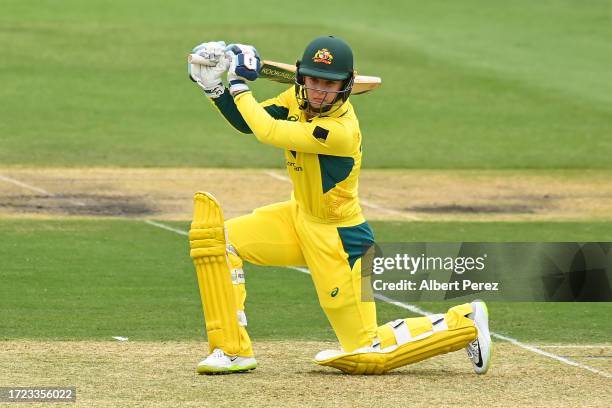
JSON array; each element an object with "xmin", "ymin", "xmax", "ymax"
[{"xmin": 234, "ymin": 87, "xmax": 364, "ymax": 224}]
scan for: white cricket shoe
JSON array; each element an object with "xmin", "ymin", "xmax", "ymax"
[
  {"xmin": 196, "ymin": 348, "xmax": 257, "ymax": 375},
  {"xmin": 466, "ymin": 300, "xmax": 492, "ymax": 374}
]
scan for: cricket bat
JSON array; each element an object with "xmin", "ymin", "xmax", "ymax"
[{"xmin": 188, "ymin": 53, "xmax": 381, "ymax": 95}]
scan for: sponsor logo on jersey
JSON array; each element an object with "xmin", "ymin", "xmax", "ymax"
[
  {"xmin": 286, "ymin": 161, "xmax": 303, "ymax": 171},
  {"xmin": 313, "ymin": 48, "xmax": 334, "ymax": 65}
]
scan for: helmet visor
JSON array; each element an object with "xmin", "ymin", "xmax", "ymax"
[{"xmin": 298, "ymin": 66, "xmax": 350, "ymax": 81}]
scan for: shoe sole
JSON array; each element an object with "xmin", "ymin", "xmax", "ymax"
[
  {"xmin": 473, "ymin": 300, "xmax": 492, "ymax": 374},
  {"xmin": 197, "ymin": 363, "xmax": 257, "ymax": 375}
]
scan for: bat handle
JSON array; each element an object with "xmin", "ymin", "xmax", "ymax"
[
  {"xmin": 188, "ymin": 53, "xmax": 231, "ymax": 71},
  {"xmin": 187, "ymin": 53, "xmax": 215, "ymax": 67}
]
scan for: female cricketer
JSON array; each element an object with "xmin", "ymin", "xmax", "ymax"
[{"xmin": 187, "ymin": 35, "xmax": 491, "ymax": 375}]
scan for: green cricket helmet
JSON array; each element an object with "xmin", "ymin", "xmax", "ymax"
[{"xmin": 295, "ymin": 35, "xmax": 355, "ymax": 115}]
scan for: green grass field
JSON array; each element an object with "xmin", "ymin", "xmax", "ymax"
[
  {"xmin": 1, "ymin": 1, "xmax": 611, "ymax": 406},
  {"xmin": 2, "ymin": 219, "xmax": 610, "ymax": 343},
  {"xmin": 1, "ymin": 0, "xmax": 611, "ymax": 168}
]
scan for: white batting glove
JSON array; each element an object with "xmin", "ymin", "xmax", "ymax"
[
  {"xmin": 188, "ymin": 41, "xmax": 229, "ymax": 98},
  {"xmin": 225, "ymin": 44, "xmax": 261, "ymax": 96}
]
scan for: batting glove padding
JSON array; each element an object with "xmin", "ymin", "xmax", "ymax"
[
  {"xmin": 189, "ymin": 41, "xmax": 229, "ymax": 98},
  {"xmin": 225, "ymin": 44, "xmax": 261, "ymax": 96}
]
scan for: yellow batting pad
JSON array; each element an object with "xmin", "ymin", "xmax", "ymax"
[
  {"xmin": 189, "ymin": 192, "xmax": 243, "ymax": 356},
  {"xmin": 316, "ymin": 303, "xmax": 477, "ymax": 374},
  {"xmin": 315, "ymin": 349, "xmax": 388, "ymax": 375},
  {"xmin": 189, "ymin": 192, "xmax": 226, "ymax": 259},
  {"xmin": 316, "ymin": 327, "xmax": 476, "ymax": 374}
]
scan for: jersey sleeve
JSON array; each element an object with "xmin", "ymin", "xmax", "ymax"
[
  {"xmin": 233, "ymin": 91, "xmax": 356, "ymax": 156},
  {"xmin": 209, "ymin": 89, "xmax": 251, "ymax": 133},
  {"xmin": 209, "ymin": 87, "xmax": 292, "ymax": 134}
]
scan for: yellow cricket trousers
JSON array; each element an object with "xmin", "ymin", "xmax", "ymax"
[{"xmin": 225, "ymin": 200, "xmax": 476, "ymax": 356}]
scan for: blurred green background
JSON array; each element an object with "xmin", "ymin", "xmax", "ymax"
[{"xmin": 2, "ymin": 0, "xmax": 611, "ymax": 168}]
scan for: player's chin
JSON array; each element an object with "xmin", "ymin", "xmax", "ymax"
[{"xmin": 308, "ymin": 99, "xmax": 324, "ymax": 109}]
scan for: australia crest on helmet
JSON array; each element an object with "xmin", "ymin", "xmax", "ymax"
[{"xmin": 313, "ymin": 48, "xmax": 334, "ymax": 65}]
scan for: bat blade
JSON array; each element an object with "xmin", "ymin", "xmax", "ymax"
[
  {"xmin": 352, "ymin": 75, "xmax": 382, "ymax": 95},
  {"xmin": 187, "ymin": 54, "xmax": 381, "ymax": 95},
  {"xmin": 260, "ymin": 60, "xmax": 381, "ymax": 95},
  {"xmin": 259, "ymin": 60, "xmax": 296, "ymax": 83}
]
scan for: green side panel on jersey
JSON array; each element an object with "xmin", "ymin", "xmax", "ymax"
[
  {"xmin": 337, "ymin": 222, "xmax": 375, "ymax": 269},
  {"xmin": 318, "ymin": 154, "xmax": 355, "ymax": 193},
  {"xmin": 264, "ymin": 104, "xmax": 289, "ymax": 120}
]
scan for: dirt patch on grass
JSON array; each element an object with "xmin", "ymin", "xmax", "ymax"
[
  {"xmin": 1, "ymin": 341, "xmax": 610, "ymax": 407},
  {"xmin": 411, "ymin": 203, "xmax": 536, "ymax": 214},
  {"xmin": 0, "ymin": 193, "xmax": 154, "ymax": 216},
  {"xmin": 0, "ymin": 168, "xmax": 611, "ymax": 221}
]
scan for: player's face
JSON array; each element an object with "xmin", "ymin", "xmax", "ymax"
[{"xmin": 304, "ymin": 76, "xmax": 344, "ymax": 108}]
